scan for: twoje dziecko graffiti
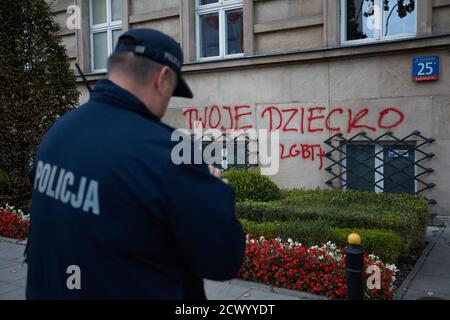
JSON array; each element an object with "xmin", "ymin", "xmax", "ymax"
[{"xmin": 182, "ymin": 105, "xmax": 405, "ymax": 170}]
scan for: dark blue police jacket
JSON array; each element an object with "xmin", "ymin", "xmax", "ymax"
[{"xmin": 26, "ymin": 79, "xmax": 246, "ymax": 300}]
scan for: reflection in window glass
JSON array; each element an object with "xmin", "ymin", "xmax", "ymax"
[
  {"xmin": 383, "ymin": 0, "xmax": 416, "ymax": 37},
  {"xmin": 92, "ymin": 0, "xmax": 107, "ymax": 25},
  {"xmin": 200, "ymin": 0, "xmax": 219, "ymax": 5},
  {"xmin": 111, "ymin": 0, "xmax": 122, "ymax": 22},
  {"xmin": 346, "ymin": 0, "xmax": 376, "ymax": 41},
  {"xmin": 93, "ymin": 32, "xmax": 108, "ymax": 70},
  {"xmin": 112, "ymin": 29, "xmax": 123, "ymax": 49},
  {"xmin": 226, "ymin": 9, "xmax": 243, "ymax": 55},
  {"xmin": 346, "ymin": 144, "xmax": 375, "ymax": 192},
  {"xmin": 200, "ymin": 13, "xmax": 220, "ymax": 57}
]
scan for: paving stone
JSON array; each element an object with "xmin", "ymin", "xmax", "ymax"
[
  {"xmin": 0, "ymin": 287, "xmax": 26, "ymax": 300},
  {"xmin": 442, "ymin": 228, "xmax": 450, "ymax": 242},
  {"xmin": 0, "ymin": 258, "xmax": 20, "ymax": 270},
  {"xmin": 206, "ymin": 279, "xmax": 326, "ymax": 300},
  {"xmin": 0, "ymin": 264, "xmax": 27, "ymax": 283},
  {"xmin": 414, "ymin": 242, "xmax": 450, "ymax": 277},
  {"xmin": 418, "ymin": 260, "xmax": 450, "ymax": 279},
  {"xmin": 272, "ymin": 287, "xmax": 327, "ymax": 300},
  {"xmin": 0, "ymin": 246, "xmax": 26, "ymax": 261},
  {"xmin": 405, "ymin": 274, "xmax": 450, "ymax": 300},
  {"xmin": 205, "ymin": 281, "xmax": 250, "ymax": 300},
  {"xmin": 11, "ymin": 277, "xmax": 27, "ymax": 288},
  {"xmin": 236, "ymin": 289, "xmax": 299, "ymax": 300},
  {"xmin": 0, "ymin": 242, "xmax": 18, "ymax": 252},
  {"xmin": 229, "ymin": 279, "xmax": 275, "ymax": 292},
  {"xmin": 0, "ymin": 237, "xmax": 19, "ymax": 244},
  {"xmin": 0, "ymin": 282, "xmax": 21, "ymax": 295},
  {"xmin": 402, "ymin": 288, "xmax": 430, "ymax": 300}
]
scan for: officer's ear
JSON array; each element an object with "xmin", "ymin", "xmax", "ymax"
[{"xmin": 154, "ymin": 66, "xmax": 173, "ymax": 96}]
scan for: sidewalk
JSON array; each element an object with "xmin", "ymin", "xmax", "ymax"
[
  {"xmin": 0, "ymin": 237, "xmax": 323, "ymax": 300},
  {"xmin": 396, "ymin": 219, "xmax": 450, "ymax": 300},
  {"xmin": 0, "ymin": 237, "xmax": 27, "ymax": 300},
  {"xmin": 4, "ymin": 225, "xmax": 449, "ymax": 301}
]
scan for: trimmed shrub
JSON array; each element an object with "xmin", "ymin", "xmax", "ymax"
[
  {"xmin": 236, "ymin": 189, "xmax": 429, "ymax": 255},
  {"xmin": 239, "ymin": 219, "xmax": 279, "ymax": 239},
  {"xmin": 222, "ymin": 168, "xmax": 282, "ymax": 202},
  {"xmin": 330, "ymin": 228, "xmax": 406, "ymax": 263}
]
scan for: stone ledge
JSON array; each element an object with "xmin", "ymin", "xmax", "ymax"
[
  {"xmin": 129, "ymin": 7, "xmax": 179, "ymax": 25},
  {"xmin": 76, "ymin": 33, "xmax": 450, "ymax": 83},
  {"xmin": 228, "ymin": 279, "xmax": 328, "ymax": 300},
  {"xmin": 0, "ymin": 237, "xmax": 26, "ymax": 246},
  {"xmin": 254, "ymin": 15, "xmax": 323, "ymax": 34},
  {"xmin": 433, "ymin": 0, "xmax": 450, "ymax": 7}
]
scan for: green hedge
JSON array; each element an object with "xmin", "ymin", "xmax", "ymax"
[
  {"xmin": 240, "ymin": 219, "xmax": 330, "ymax": 246},
  {"xmin": 222, "ymin": 168, "xmax": 282, "ymax": 202},
  {"xmin": 236, "ymin": 189, "xmax": 429, "ymax": 254},
  {"xmin": 330, "ymin": 228, "xmax": 405, "ymax": 263},
  {"xmin": 239, "ymin": 219, "xmax": 406, "ymax": 262}
]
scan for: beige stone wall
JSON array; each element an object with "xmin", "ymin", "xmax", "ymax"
[
  {"xmin": 433, "ymin": 3, "xmax": 450, "ymax": 34},
  {"xmin": 131, "ymin": 17, "xmax": 181, "ymax": 41},
  {"xmin": 49, "ymin": 0, "xmax": 450, "ymax": 214},
  {"xmin": 49, "ymin": 0, "xmax": 450, "ymax": 65},
  {"xmin": 165, "ymin": 48, "xmax": 450, "ymax": 215},
  {"xmin": 254, "ymin": 0, "xmax": 324, "ymax": 53},
  {"xmin": 48, "ymin": 0, "xmax": 77, "ymax": 69},
  {"xmin": 129, "ymin": 0, "xmax": 181, "ymax": 40},
  {"xmin": 130, "ymin": 0, "xmax": 179, "ymax": 15}
]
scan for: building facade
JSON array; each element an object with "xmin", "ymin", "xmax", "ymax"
[{"xmin": 50, "ymin": 0, "xmax": 450, "ymax": 214}]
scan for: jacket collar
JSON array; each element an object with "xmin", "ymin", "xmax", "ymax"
[{"xmin": 90, "ymin": 79, "xmax": 160, "ymax": 122}]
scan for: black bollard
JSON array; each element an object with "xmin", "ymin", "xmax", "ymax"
[{"xmin": 346, "ymin": 233, "xmax": 364, "ymax": 300}]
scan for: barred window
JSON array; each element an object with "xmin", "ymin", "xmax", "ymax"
[{"xmin": 344, "ymin": 143, "xmax": 416, "ymax": 194}]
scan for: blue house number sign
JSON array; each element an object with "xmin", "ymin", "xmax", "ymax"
[{"xmin": 412, "ymin": 56, "xmax": 440, "ymax": 82}]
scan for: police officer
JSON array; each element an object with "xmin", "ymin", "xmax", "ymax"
[{"xmin": 26, "ymin": 29, "xmax": 246, "ymax": 300}]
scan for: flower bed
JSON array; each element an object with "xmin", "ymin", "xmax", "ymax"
[
  {"xmin": 238, "ymin": 235, "xmax": 399, "ymax": 300},
  {"xmin": 0, "ymin": 204, "xmax": 29, "ymax": 241}
]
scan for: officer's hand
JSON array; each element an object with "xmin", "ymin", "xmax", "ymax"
[{"xmin": 208, "ymin": 165, "xmax": 221, "ymax": 179}]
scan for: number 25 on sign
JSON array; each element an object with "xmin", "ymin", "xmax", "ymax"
[{"xmin": 412, "ymin": 56, "xmax": 440, "ymax": 82}]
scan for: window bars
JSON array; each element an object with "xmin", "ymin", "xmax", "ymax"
[
  {"xmin": 194, "ymin": 132, "xmax": 258, "ymax": 171},
  {"xmin": 324, "ymin": 130, "xmax": 436, "ymax": 204}
]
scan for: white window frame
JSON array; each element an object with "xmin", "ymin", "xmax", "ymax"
[
  {"xmin": 89, "ymin": 0, "xmax": 122, "ymax": 73},
  {"xmin": 340, "ymin": 0, "xmax": 417, "ymax": 45},
  {"xmin": 374, "ymin": 144, "xmax": 384, "ymax": 193},
  {"xmin": 196, "ymin": 0, "xmax": 244, "ymax": 61}
]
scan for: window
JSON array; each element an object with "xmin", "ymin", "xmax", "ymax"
[
  {"xmin": 196, "ymin": 0, "xmax": 244, "ymax": 60},
  {"xmin": 196, "ymin": 136, "xmax": 251, "ymax": 171},
  {"xmin": 344, "ymin": 143, "xmax": 416, "ymax": 194},
  {"xmin": 90, "ymin": 0, "xmax": 123, "ymax": 72},
  {"xmin": 342, "ymin": 0, "xmax": 416, "ymax": 43}
]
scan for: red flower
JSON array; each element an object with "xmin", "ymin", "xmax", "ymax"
[
  {"xmin": 0, "ymin": 207, "xmax": 29, "ymax": 240},
  {"xmin": 239, "ymin": 235, "xmax": 398, "ymax": 300}
]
